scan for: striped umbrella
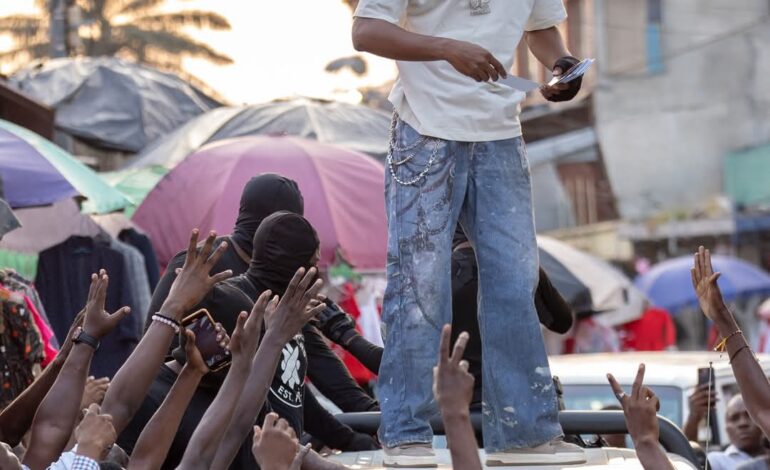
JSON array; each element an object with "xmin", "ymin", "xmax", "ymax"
[{"xmin": 0, "ymin": 119, "xmax": 130, "ymax": 213}]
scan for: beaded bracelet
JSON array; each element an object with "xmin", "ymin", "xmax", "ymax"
[{"xmin": 152, "ymin": 313, "xmax": 181, "ymax": 333}]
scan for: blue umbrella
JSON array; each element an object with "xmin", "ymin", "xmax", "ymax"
[{"xmin": 635, "ymin": 255, "xmax": 770, "ymax": 311}]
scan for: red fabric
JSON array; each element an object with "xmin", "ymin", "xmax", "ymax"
[
  {"xmin": 619, "ymin": 307, "xmax": 676, "ymax": 351},
  {"xmin": 24, "ymin": 294, "xmax": 58, "ymax": 366},
  {"xmin": 336, "ymin": 284, "xmax": 376, "ymax": 384}
]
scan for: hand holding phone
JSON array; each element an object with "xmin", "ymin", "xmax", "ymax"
[{"xmin": 182, "ymin": 309, "xmax": 231, "ymax": 372}]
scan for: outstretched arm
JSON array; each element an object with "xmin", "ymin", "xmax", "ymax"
[
  {"xmin": 211, "ymin": 268, "xmax": 325, "ymax": 470},
  {"xmin": 180, "ymin": 290, "xmax": 275, "ymax": 470},
  {"xmin": 128, "ymin": 330, "xmax": 210, "ymax": 470},
  {"xmin": 608, "ymin": 364, "xmax": 675, "ymax": 470},
  {"xmin": 693, "ymin": 246, "xmax": 770, "ymax": 436},
  {"xmin": 0, "ymin": 311, "xmax": 82, "ymax": 446},
  {"xmin": 434, "ymin": 325, "xmax": 481, "ymax": 470},
  {"xmin": 100, "ymin": 230, "xmax": 232, "ymax": 436},
  {"xmin": 23, "ymin": 273, "xmax": 130, "ymax": 470}
]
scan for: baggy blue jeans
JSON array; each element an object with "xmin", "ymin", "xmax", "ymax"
[{"xmin": 377, "ymin": 118, "xmax": 563, "ymax": 453}]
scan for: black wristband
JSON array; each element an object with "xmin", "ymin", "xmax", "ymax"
[{"xmin": 74, "ymin": 330, "xmax": 100, "ymax": 350}]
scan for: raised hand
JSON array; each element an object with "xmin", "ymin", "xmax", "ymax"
[
  {"xmin": 162, "ymin": 230, "xmax": 233, "ymax": 320},
  {"xmin": 75, "ymin": 404, "xmax": 117, "ymax": 461},
  {"xmin": 607, "ymin": 364, "xmax": 661, "ymax": 446},
  {"xmin": 228, "ymin": 290, "xmax": 274, "ymax": 363},
  {"xmin": 82, "ymin": 271, "xmax": 131, "ymax": 339},
  {"xmin": 691, "ymin": 246, "xmax": 726, "ymax": 321},
  {"xmin": 81, "ymin": 376, "xmax": 110, "ymax": 408},
  {"xmin": 251, "ymin": 413, "xmax": 308, "ymax": 470},
  {"xmin": 264, "ymin": 268, "xmax": 325, "ymax": 344},
  {"xmin": 433, "ymin": 325, "xmax": 474, "ymax": 412}
]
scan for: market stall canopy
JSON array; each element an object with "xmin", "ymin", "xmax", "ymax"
[
  {"xmin": 125, "ymin": 97, "xmax": 391, "ymax": 169},
  {"xmin": 10, "ymin": 57, "xmax": 221, "ymax": 152},
  {"xmin": 132, "ymin": 136, "xmax": 387, "ymax": 270},
  {"xmin": 0, "ymin": 199, "xmax": 101, "ymax": 254},
  {"xmin": 0, "ymin": 119, "xmax": 130, "ymax": 213}
]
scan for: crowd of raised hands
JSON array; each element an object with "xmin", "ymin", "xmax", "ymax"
[
  {"xmin": 0, "ymin": 229, "xmax": 333, "ymax": 470},
  {"xmin": 3, "ymin": 230, "xmax": 770, "ymax": 470}
]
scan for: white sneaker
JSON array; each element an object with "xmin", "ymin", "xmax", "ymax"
[
  {"xmin": 485, "ymin": 438, "xmax": 586, "ymax": 466},
  {"xmin": 383, "ymin": 443, "xmax": 437, "ymax": 468}
]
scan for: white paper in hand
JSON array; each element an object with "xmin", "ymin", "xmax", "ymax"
[
  {"xmin": 548, "ymin": 58, "xmax": 595, "ymax": 86},
  {"xmin": 497, "ymin": 75, "xmax": 540, "ymax": 92}
]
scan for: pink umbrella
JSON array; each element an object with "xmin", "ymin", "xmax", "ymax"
[{"xmin": 132, "ymin": 136, "xmax": 387, "ymax": 270}]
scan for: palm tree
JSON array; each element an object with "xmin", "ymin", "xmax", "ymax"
[{"xmin": 0, "ymin": 0, "xmax": 232, "ymax": 74}]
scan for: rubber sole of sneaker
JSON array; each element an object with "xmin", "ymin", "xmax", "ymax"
[{"xmin": 485, "ymin": 453, "xmax": 587, "ymax": 466}]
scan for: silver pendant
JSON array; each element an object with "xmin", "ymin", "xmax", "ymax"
[{"xmin": 470, "ymin": 0, "xmax": 490, "ymax": 15}]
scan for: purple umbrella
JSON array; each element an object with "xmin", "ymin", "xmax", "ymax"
[
  {"xmin": 132, "ymin": 136, "xmax": 387, "ymax": 270},
  {"xmin": 0, "ymin": 125, "xmax": 78, "ymax": 208}
]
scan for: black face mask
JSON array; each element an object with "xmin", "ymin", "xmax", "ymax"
[
  {"xmin": 230, "ymin": 174, "xmax": 304, "ymax": 256},
  {"xmin": 247, "ymin": 211, "xmax": 319, "ymax": 294}
]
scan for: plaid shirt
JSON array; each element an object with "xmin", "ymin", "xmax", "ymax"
[{"xmin": 21, "ymin": 451, "xmax": 100, "ymax": 470}]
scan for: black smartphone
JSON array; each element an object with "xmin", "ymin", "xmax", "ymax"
[
  {"xmin": 698, "ymin": 366, "xmax": 715, "ymax": 390},
  {"xmin": 697, "ymin": 366, "xmax": 721, "ymax": 444},
  {"xmin": 182, "ymin": 309, "xmax": 231, "ymax": 372}
]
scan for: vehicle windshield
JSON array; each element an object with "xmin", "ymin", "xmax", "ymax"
[{"xmin": 561, "ymin": 384, "xmax": 683, "ymax": 425}]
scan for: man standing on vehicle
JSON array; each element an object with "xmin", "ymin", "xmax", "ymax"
[
  {"xmin": 708, "ymin": 395, "xmax": 766, "ymax": 470},
  {"xmin": 351, "ymin": 0, "xmax": 584, "ymax": 467}
]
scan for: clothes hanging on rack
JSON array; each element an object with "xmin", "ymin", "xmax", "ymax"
[
  {"xmin": 118, "ymin": 229, "xmax": 160, "ymax": 291},
  {"xmin": 110, "ymin": 239, "xmax": 151, "ymax": 325},
  {"xmin": 0, "ymin": 269, "xmax": 58, "ymax": 365},
  {"xmin": 0, "ymin": 269, "xmax": 57, "ymax": 346},
  {"xmin": 0, "ymin": 287, "xmax": 44, "ymax": 408},
  {"xmin": 35, "ymin": 235, "xmax": 142, "ymax": 378}
]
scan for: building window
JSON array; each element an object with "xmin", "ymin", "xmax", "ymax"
[{"xmin": 646, "ymin": 0, "xmax": 664, "ymax": 73}]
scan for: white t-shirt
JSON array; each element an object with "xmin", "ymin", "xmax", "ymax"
[
  {"xmin": 708, "ymin": 445, "xmax": 755, "ymax": 470},
  {"xmin": 354, "ymin": 0, "xmax": 567, "ymax": 142}
]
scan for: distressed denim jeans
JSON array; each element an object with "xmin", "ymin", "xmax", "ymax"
[{"xmin": 378, "ymin": 118, "xmax": 563, "ymax": 453}]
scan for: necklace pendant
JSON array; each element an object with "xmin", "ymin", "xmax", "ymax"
[{"xmin": 470, "ymin": 0, "xmax": 490, "ymax": 15}]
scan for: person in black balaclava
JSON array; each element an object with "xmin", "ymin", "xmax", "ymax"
[
  {"xmin": 120, "ymin": 211, "xmax": 375, "ymax": 469},
  {"xmin": 143, "ymin": 173, "xmax": 305, "ymax": 330},
  {"xmin": 144, "ymin": 172, "xmax": 377, "ymax": 413}
]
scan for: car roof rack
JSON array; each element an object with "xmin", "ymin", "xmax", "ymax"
[{"xmin": 335, "ymin": 410, "xmax": 698, "ymax": 467}]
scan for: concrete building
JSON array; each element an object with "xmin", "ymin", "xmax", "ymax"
[{"xmin": 593, "ymin": 0, "xmax": 770, "ymax": 221}]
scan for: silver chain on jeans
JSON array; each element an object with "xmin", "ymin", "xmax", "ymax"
[{"xmin": 387, "ymin": 114, "xmax": 440, "ymax": 186}]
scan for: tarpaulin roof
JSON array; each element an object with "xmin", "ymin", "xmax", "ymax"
[
  {"xmin": 10, "ymin": 57, "xmax": 221, "ymax": 152},
  {"xmin": 125, "ymin": 98, "xmax": 391, "ymax": 169}
]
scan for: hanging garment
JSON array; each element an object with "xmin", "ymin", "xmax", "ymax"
[
  {"xmin": 0, "ymin": 289, "xmax": 44, "ymax": 408},
  {"xmin": 118, "ymin": 229, "xmax": 161, "ymax": 291},
  {"xmin": 35, "ymin": 236, "xmax": 141, "ymax": 378},
  {"xmin": 0, "ymin": 269, "xmax": 58, "ymax": 348},
  {"xmin": 110, "ymin": 239, "xmax": 151, "ymax": 325},
  {"xmin": 618, "ymin": 307, "xmax": 677, "ymax": 351}
]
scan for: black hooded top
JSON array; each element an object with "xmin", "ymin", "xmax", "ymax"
[
  {"xmin": 174, "ymin": 211, "xmax": 320, "ymax": 432},
  {"xmin": 144, "ymin": 173, "xmax": 304, "ymax": 329}
]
